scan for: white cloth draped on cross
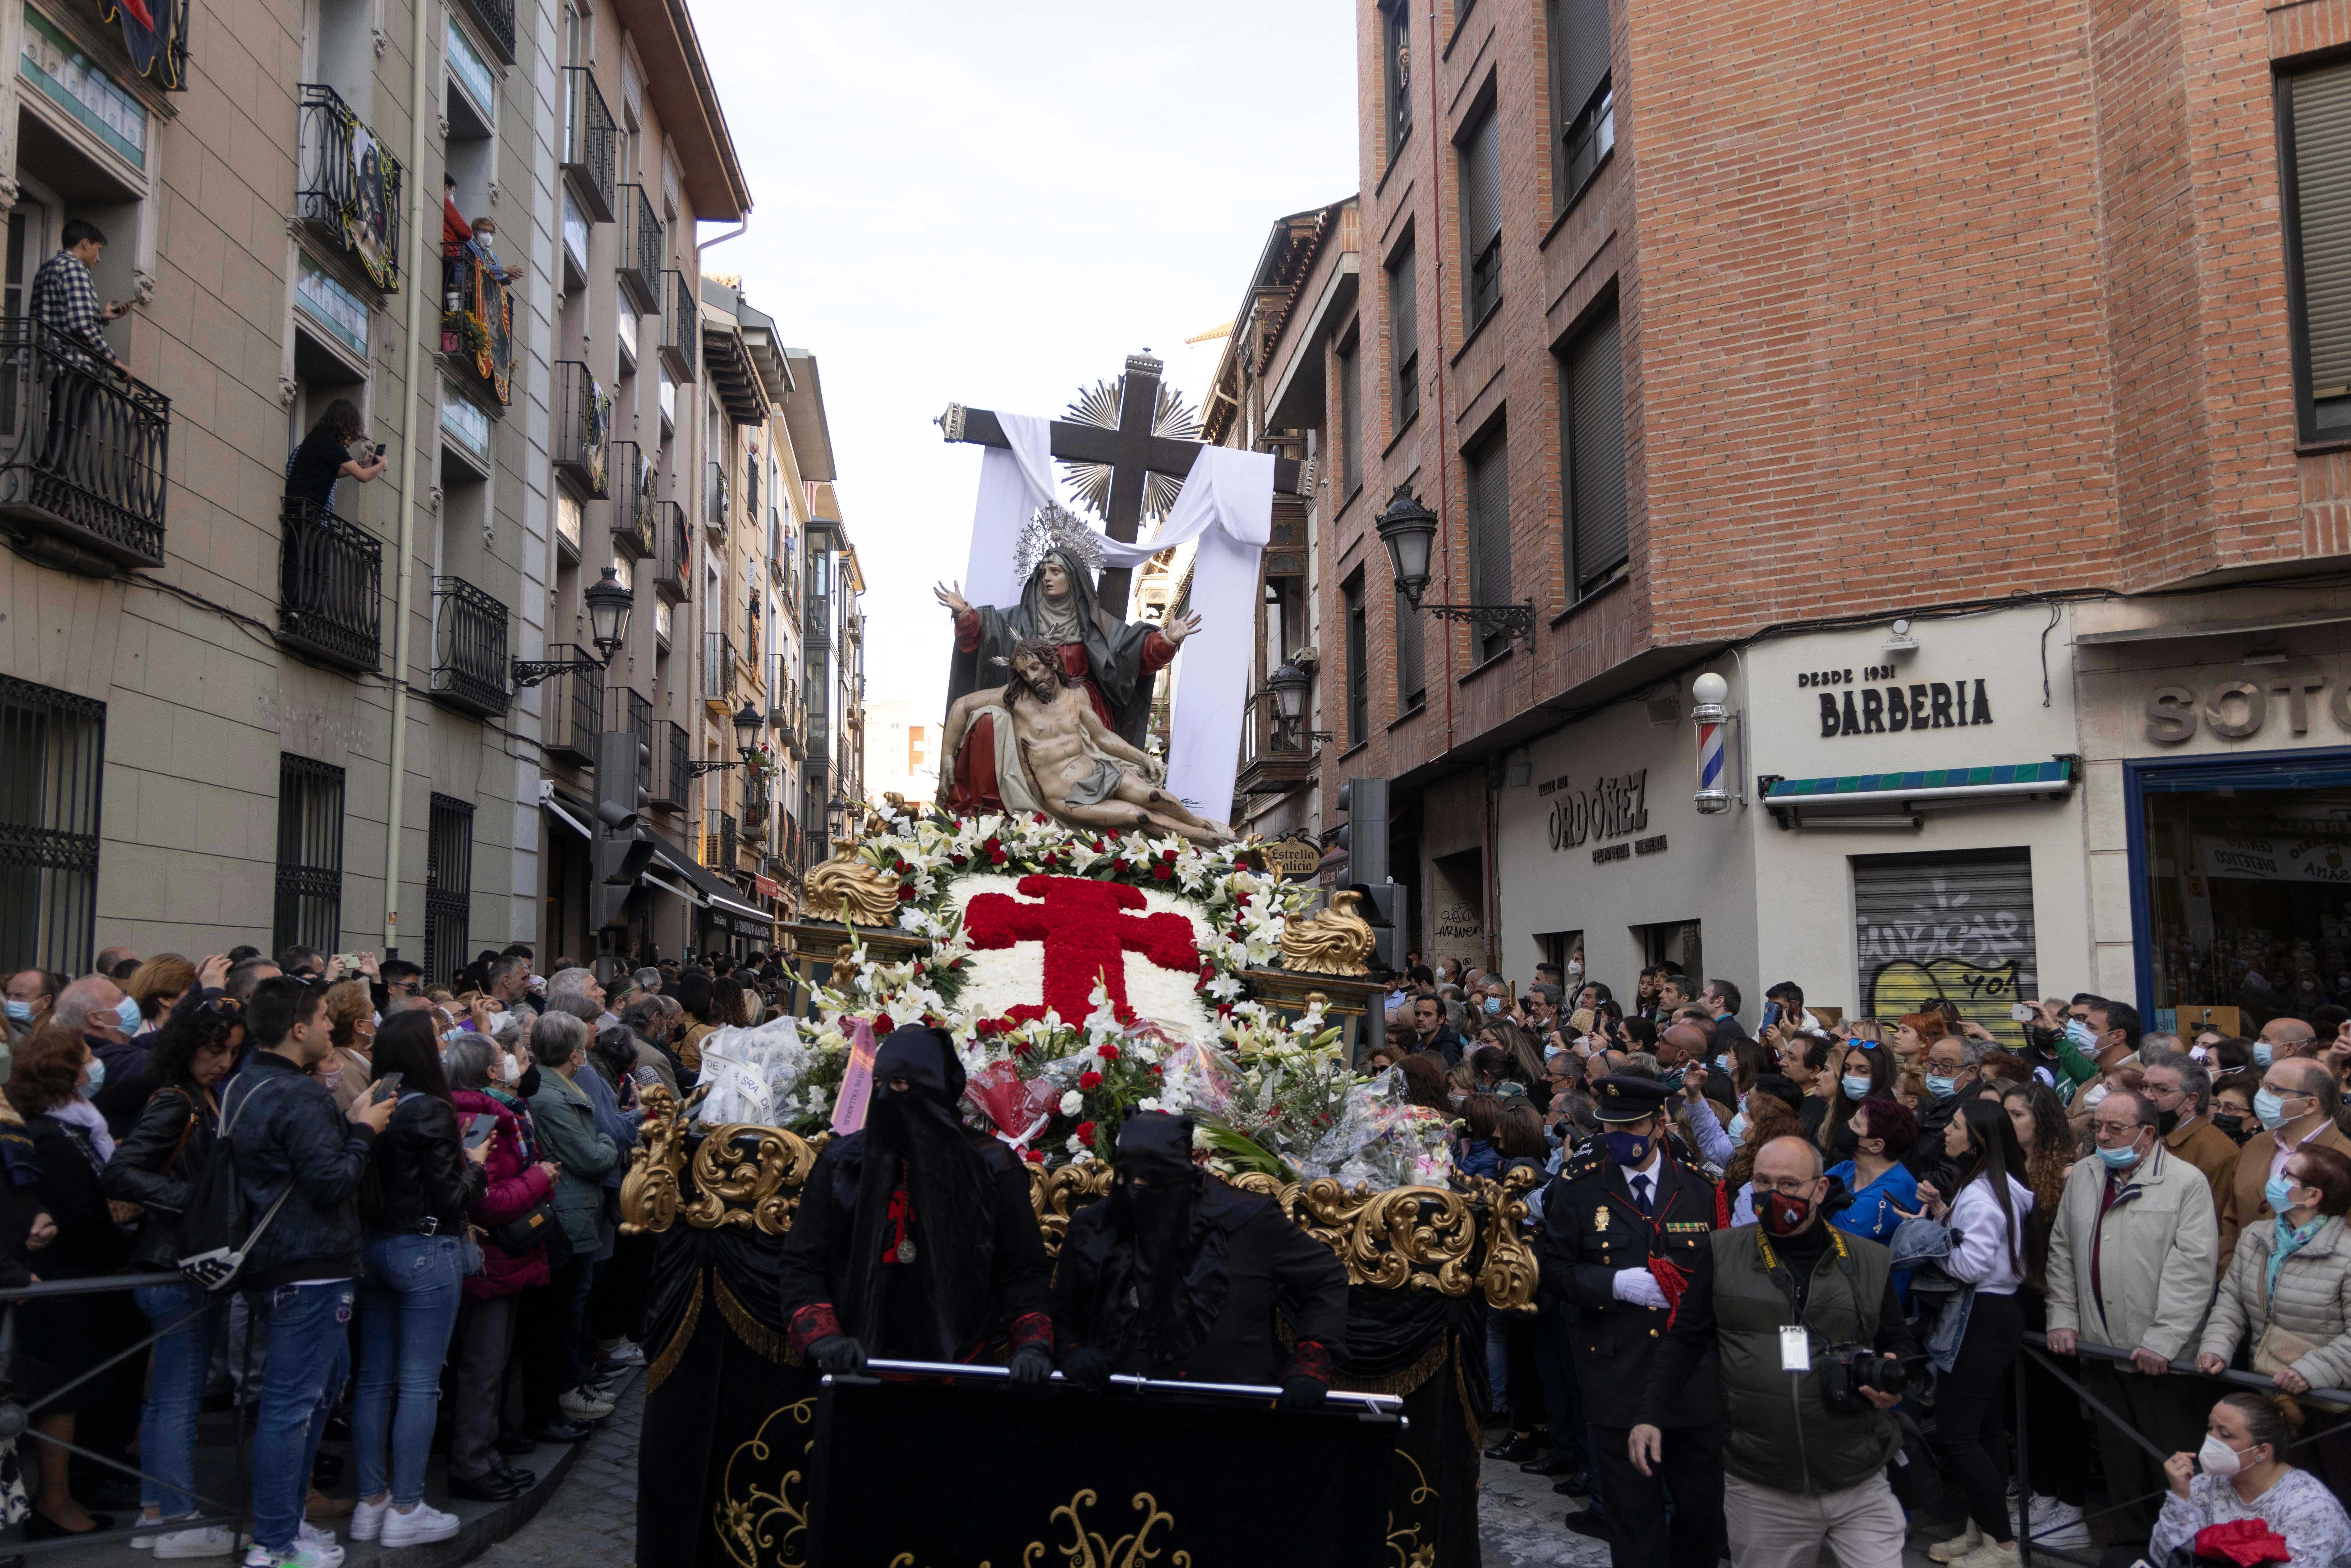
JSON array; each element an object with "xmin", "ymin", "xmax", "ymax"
[{"xmin": 961, "ymin": 413, "xmax": 1274, "ymax": 819}]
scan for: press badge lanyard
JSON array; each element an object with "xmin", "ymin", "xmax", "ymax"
[{"xmin": 1756, "ymin": 1228, "xmax": 1856, "ymax": 1373}]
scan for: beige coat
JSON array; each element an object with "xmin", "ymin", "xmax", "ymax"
[
  {"xmin": 2200, "ymin": 1215, "xmax": 2351, "ymax": 1391},
  {"xmin": 2046, "ymin": 1142, "xmax": 2219, "ymax": 1360}
]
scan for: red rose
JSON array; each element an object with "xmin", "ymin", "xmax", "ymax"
[
  {"xmin": 1079, "ymin": 1070, "xmax": 1103, "ymax": 1090},
  {"xmin": 1034, "ymin": 812, "xmax": 1049, "ymax": 824},
  {"xmin": 1012, "ymin": 1039, "xmax": 1032, "ymax": 1058},
  {"xmin": 1023, "ymin": 1147, "xmax": 1046, "ymax": 1164},
  {"xmin": 1110, "ymin": 859, "xmax": 1126, "ymax": 873},
  {"xmin": 1148, "ymin": 1063, "xmax": 1163, "ymax": 1077},
  {"xmin": 1098, "ymin": 1044, "xmax": 1122, "ymax": 1062},
  {"xmin": 989, "ymin": 846, "xmax": 1008, "ymax": 865},
  {"xmin": 874, "ymin": 1013, "xmax": 894, "ymax": 1033},
  {"xmin": 897, "ymin": 884, "xmax": 916, "ymax": 901},
  {"xmin": 1161, "ymin": 848, "xmax": 1177, "ymax": 862},
  {"xmin": 1076, "ymin": 1120, "xmax": 1098, "ymax": 1146},
  {"xmin": 1153, "ymin": 864, "xmax": 1173, "ymax": 881}
]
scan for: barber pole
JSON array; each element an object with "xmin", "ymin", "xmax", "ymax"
[{"xmin": 1692, "ymin": 672, "xmax": 1732, "ymax": 815}]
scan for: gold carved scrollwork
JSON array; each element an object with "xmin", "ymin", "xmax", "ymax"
[
  {"xmin": 683, "ymin": 1124, "xmax": 831, "ymax": 1236},
  {"xmin": 619, "ymin": 1084, "xmax": 703, "ymax": 1236},
  {"xmin": 1025, "ymin": 1160, "xmax": 1114, "ymax": 1258},
  {"xmin": 1470, "ymin": 1166, "xmax": 1541, "ymax": 1312},
  {"xmin": 803, "ymin": 845, "xmax": 902, "ymax": 925},
  {"xmin": 1275, "ymin": 888, "xmax": 1377, "ymax": 977},
  {"xmin": 1292, "ymin": 1179, "xmax": 1479, "ymax": 1295},
  {"xmin": 1027, "ymin": 1489, "xmax": 1191, "ymax": 1568},
  {"xmin": 717, "ymin": 1398, "xmax": 816, "ymax": 1568}
]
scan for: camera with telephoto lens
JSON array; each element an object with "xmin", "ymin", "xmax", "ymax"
[{"xmin": 1818, "ymin": 1343, "xmax": 1909, "ymax": 1412}]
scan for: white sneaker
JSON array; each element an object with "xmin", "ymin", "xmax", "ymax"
[
  {"xmin": 153, "ymin": 1522, "xmax": 240, "ymax": 1559},
  {"xmin": 295, "ymin": 1522, "xmax": 338, "ymax": 1552},
  {"xmin": 347, "ymin": 1495, "xmax": 390, "ymax": 1544},
  {"xmin": 243, "ymin": 1539, "xmax": 344, "ymax": 1568},
  {"xmin": 2028, "ymin": 1497, "xmax": 2090, "ymax": 1547},
  {"xmin": 1929, "ymin": 1522, "xmax": 1984, "ymax": 1563},
  {"xmin": 378, "ymin": 1501, "xmax": 460, "ymax": 1548},
  {"xmin": 598, "ymin": 1338, "xmax": 646, "ymax": 1368},
  {"xmin": 559, "ymin": 1387, "xmax": 614, "ymax": 1421}
]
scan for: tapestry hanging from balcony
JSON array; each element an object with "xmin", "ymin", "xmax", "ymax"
[
  {"xmin": 442, "ymin": 253, "xmax": 513, "ymax": 405},
  {"xmin": 94, "ymin": 0, "xmax": 184, "ymax": 88},
  {"xmin": 337, "ymin": 111, "xmax": 397, "ymax": 291}
]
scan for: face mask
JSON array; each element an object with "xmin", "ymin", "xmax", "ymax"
[
  {"xmin": 1926, "ymin": 1074, "xmax": 1958, "ymax": 1100},
  {"xmin": 1484, "ymin": 997, "xmax": 1502, "ymax": 1015},
  {"xmin": 2255, "ymin": 1088, "xmax": 2294, "ymax": 1129},
  {"xmin": 2199, "ymin": 1434, "xmax": 2252, "ymax": 1480},
  {"xmin": 2096, "ymin": 1139, "xmax": 2142, "ymax": 1170},
  {"xmin": 2064, "ymin": 1018, "xmax": 2097, "ymax": 1050},
  {"xmin": 1448, "ymin": 1092, "xmax": 1466, "ymax": 1109},
  {"xmin": 318, "ymin": 1064, "xmax": 345, "ymax": 1094},
  {"xmin": 442, "ymin": 1030, "xmax": 472, "ymax": 1048},
  {"xmin": 79, "ymin": 1056, "xmax": 105, "ymax": 1099},
  {"xmin": 2082, "ymin": 1083, "xmax": 2110, "ymax": 1110},
  {"xmin": 2, "ymin": 1000, "xmax": 30, "ymax": 1025},
  {"xmin": 2155, "ymin": 1108, "xmax": 2180, "ymax": 1137},
  {"xmin": 1760, "ymin": 1190, "xmax": 1814, "ymax": 1236},
  {"xmin": 1715, "ymin": 1054, "xmax": 1732, "ymax": 1072},
  {"xmin": 2214, "ymin": 1110, "xmax": 2250, "ymax": 1144},
  {"xmin": 2256, "ymin": 1042, "xmax": 2275, "ymax": 1068},
  {"xmin": 1832, "ymin": 1123, "xmax": 1863, "ymax": 1158},
  {"xmin": 1842, "ymin": 1074, "xmax": 1873, "ymax": 1102},
  {"xmin": 115, "ymin": 995, "xmax": 142, "ymax": 1032},
  {"xmin": 2266, "ymin": 1173, "xmax": 2304, "ymax": 1214},
  {"xmin": 1567, "ymin": 959, "xmax": 1583, "ymax": 978},
  {"xmin": 1602, "ymin": 1131, "xmax": 1653, "ymax": 1166},
  {"xmin": 1728, "ymin": 1112, "xmax": 1749, "ymax": 1141}
]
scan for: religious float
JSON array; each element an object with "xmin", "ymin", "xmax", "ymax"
[{"xmin": 618, "ymin": 361, "xmax": 1536, "ymax": 1568}]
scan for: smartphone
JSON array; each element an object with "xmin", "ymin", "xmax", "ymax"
[
  {"xmin": 462, "ymin": 1112, "xmax": 496, "ymax": 1149},
  {"xmin": 1569, "ymin": 1008, "xmax": 1595, "ymax": 1034},
  {"xmin": 1762, "ymin": 1000, "xmax": 1783, "ymax": 1031},
  {"xmin": 2010, "ymin": 1003, "xmax": 2036, "ymax": 1024},
  {"xmin": 368, "ymin": 1071, "xmax": 404, "ymax": 1106}
]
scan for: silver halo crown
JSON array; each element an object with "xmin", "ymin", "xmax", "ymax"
[{"xmin": 1013, "ymin": 502, "xmax": 1106, "ymax": 588}]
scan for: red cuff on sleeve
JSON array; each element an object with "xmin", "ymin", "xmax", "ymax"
[
  {"xmin": 787, "ymin": 1302, "xmax": 842, "ymax": 1359},
  {"xmin": 1010, "ymin": 1311, "xmax": 1054, "ymax": 1351},
  {"xmin": 1139, "ymin": 629, "xmax": 1175, "ymax": 674},
  {"xmin": 954, "ymin": 608, "xmax": 982, "ymax": 653},
  {"xmin": 1288, "ymin": 1339, "xmax": 1333, "ymax": 1385}
]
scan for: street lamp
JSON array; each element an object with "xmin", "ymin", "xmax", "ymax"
[
  {"xmin": 1376, "ymin": 485, "xmax": 1534, "ymax": 648},
  {"xmin": 1265, "ymin": 659, "xmax": 1332, "ymax": 747},
  {"xmin": 825, "ymin": 789, "xmax": 851, "ymax": 847},
  {"xmin": 511, "ymin": 566, "xmax": 636, "ymax": 687},
  {"xmin": 686, "ymin": 699, "xmax": 773, "ymax": 778}
]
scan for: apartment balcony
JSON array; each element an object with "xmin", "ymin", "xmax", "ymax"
[
  {"xmin": 0, "ymin": 318, "xmax": 169, "ymax": 571},
  {"xmin": 1236, "ymin": 692, "xmax": 1315, "ymax": 799},
  {"xmin": 296, "ymin": 84, "xmax": 403, "ymax": 294},
  {"xmin": 541, "ymin": 647, "xmax": 602, "ymax": 766},
  {"xmin": 607, "ymin": 683, "xmax": 652, "ymax": 797},
  {"xmin": 703, "ymin": 462, "xmax": 728, "ymax": 544},
  {"xmin": 610, "ymin": 440, "xmax": 653, "ymax": 559},
  {"xmin": 440, "ymin": 252, "xmax": 514, "ymax": 407},
  {"xmin": 702, "ymin": 632, "xmax": 735, "ymax": 714},
  {"xmin": 704, "ymin": 811, "xmax": 738, "ymax": 874},
  {"xmin": 560, "ymin": 67, "xmax": 615, "ymax": 223},
  {"xmin": 429, "ymin": 577, "xmax": 509, "ymax": 718},
  {"xmin": 553, "ymin": 360, "xmax": 609, "ymax": 497},
  {"xmin": 659, "ymin": 270, "xmax": 697, "ymax": 381},
  {"xmin": 276, "ymin": 498, "xmax": 381, "ymax": 671},
  {"xmin": 650, "ymin": 499, "xmax": 689, "ymax": 603},
  {"xmin": 617, "ymin": 184, "xmax": 662, "ymax": 314},
  {"xmin": 650, "ymin": 718, "xmax": 688, "ymax": 811},
  {"xmin": 452, "ymin": 0, "xmax": 513, "ymax": 61},
  {"xmin": 770, "ymin": 678, "xmax": 800, "ymax": 757}
]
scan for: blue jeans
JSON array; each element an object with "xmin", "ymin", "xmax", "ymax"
[
  {"xmin": 353, "ymin": 1233, "xmax": 465, "ymax": 1506},
  {"xmin": 245, "ymin": 1281, "xmax": 355, "ymax": 1553},
  {"xmin": 134, "ymin": 1282, "xmax": 225, "ymax": 1516}
]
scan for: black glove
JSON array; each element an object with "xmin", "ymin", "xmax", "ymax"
[
  {"xmin": 809, "ymin": 1335, "xmax": 867, "ymax": 1376},
  {"xmin": 1062, "ymin": 1345, "xmax": 1112, "ymax": 1393},
  {"xmin": 1007, "ymin": 1344, "xmax": 1053, "ymax": 1387},
  {"xmin": 1277, "ymin": 1375, "xmax": 1328, "ymax": 1411}
]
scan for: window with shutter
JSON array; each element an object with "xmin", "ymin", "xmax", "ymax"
[
  {"xmin": 1548, "ymin": 0, "xmax": 1613, "ymax": 210},
  {"xmin": 1382, "ymin": 2, "xmax": 1413, "ymax": 159},
  {"xmin": 1466, "ymin": 432, "xmax": 1512, "ymax": 661},
  {"xmin": 1338, "ymin": 335, "xmax": 1362, "ymax": 499},
  {"xmin": 1344, "ymin": 574, "xmax": 1369, "ymax": 746},
  {"xmin": 1562, "ymin": 302, "xmax": 1627, "ymax": 596},
  {"xmin": 1390, "ymin": 243, "xmax": 1419, "ymax": 428},
  {"xmin": 1462, "ymin": 111, "xmax": 1502, "ymax": 328},
  {"xmin": 2289, "ymin": 63, "xmax": 2351, "ymax": 440},
  {"xmin": 1395, "ymin": 585, "xmax": 1425, "ymax": 712}
]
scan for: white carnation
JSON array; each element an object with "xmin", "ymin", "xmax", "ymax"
[{"xmin": 1059, "ymin": 1089, "xmax": 1084, "ymax": 1116}]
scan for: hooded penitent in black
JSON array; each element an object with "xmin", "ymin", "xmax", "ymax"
[
  {"xmin": 1053, "ymin": 1113, "xmax": 1349, "ymax": 1388},
  {"xmin": 777, "ymin": 1027, "xmax": 1050, "ymax": 1363}
]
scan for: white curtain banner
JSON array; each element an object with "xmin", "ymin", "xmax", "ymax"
[{"xmin": 959, "ymin": 412, "xmax": 1056, "ymax": 614}]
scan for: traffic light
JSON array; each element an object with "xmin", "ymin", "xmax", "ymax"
[
  {"xmin": 1349, "ymin": 880, "xmax": 1403, "ymax": 973},
  {"xmin": 593, "ymin": 729, "xmax": 657, "ymax": 937}
]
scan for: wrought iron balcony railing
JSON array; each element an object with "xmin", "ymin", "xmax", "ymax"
[
  {"xmin": 452, "ymin": 0, "xmax": 513, "ymax": 61},
  {"xmin": 610, "ymin": 441, "xmax": 653, "ymax": 558},
  {"xmin": 660, "ymin": 269, "xmax": 697, "ymax": 381},
  {"xmin": 703, "ymin": 633, "xmax": 735, "ymax": 707},
  {"xmin": 277, "ymin": 498, "xmax": 381, "ymax": 671},
  {"xmin": 297, "ymin": 84, "xmax": 403, "ymax": 293},
  {"xmin": 429, "ymin": 577, "xmax": 509, "ymax": 718},
  {"xmin": 559, "ymin": 67, "xmax": 615, "ymax": 223},
  {"xmin": 0, "ymin": 317, "xmax": 169, "ymax": 570},
  {"xmin": 617, "ymin": 184, "xmax": 661, "ymax": 314},
  {"xmin": 440, "ymin": 252, "xmax": 514, "ymax": 406},
  {"xmin": 651, "ymin": 719, "xmax": 689, "ymax": 810},
  {"xmin": 553, "ymin": 360, "xmax": 609, "ymax": 497},
  {"xmin": 651, "ymin": 499, "xmax": 689, "ymax": 602},
  {"xmin": 541, "ymin": 647, "xmax": 601, "ymax": 765}
]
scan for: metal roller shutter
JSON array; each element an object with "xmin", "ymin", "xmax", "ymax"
[
  {"xmin": 1555, "ymin": 0, "xmax": 1611, "ymax": 128},
  {"xmin": 2295, "ymin": 63, "xmax": 2351, "ymax": 399},
  {"xmin": 1466, "ymin": 433, "xmax": 1511, "ymax": 660},
  {"xmin": 1567, "ymin": 304, "xmax": 1627, "ymax": 592},
  {"xmin": 1853, "ymin": 849, "xmax": 2038, "ymax": 1050}
]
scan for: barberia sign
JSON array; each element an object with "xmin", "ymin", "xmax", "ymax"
[
  {"xmin": 1815, "ymin": 679, "xmax": 1994, "ymax": 737},
  {"xmin": 1541, "ymin": 770, "xmax": 1649, "ymax": 853}
]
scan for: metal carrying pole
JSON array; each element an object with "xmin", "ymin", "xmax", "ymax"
[{"xmin": 847, "ymin": 1358, "xmax": 1407, "ymax": 1422}]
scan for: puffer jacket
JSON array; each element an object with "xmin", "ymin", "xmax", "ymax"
[
  {"xmin": 525, "ymin": 1069, "xmax": 616, "ymax": 1253},
  {"xmin": 366, "ymin": 1092, "xmax": 484, "ymax": 1235},
  {"xmin": 2200, "ymin": 1214, "xmax": 2351, "ymax": 1390},
  {"xmin": 221, "ymin": 1050, "xmax": 378, "ymax": 1291},
  {"xmin": 100, "ymin": 1080, "xmax": 220, "ymax": 1268},
  {"xmin": 451, "ymin": 1089, "xmax": 552, "ymax": 1300}
]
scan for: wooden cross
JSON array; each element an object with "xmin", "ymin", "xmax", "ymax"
[{"xmin": 939, "ymin": 351, "xmax": 1307, "ymax": 617}]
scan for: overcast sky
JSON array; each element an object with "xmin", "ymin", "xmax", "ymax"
[{"xmin": 694, "ymin": 0, "xmax": 1360, "ymax": 747}]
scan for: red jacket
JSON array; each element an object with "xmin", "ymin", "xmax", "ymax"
[{"xmin": 453, "ymin": 1089, "xmax": 553, "ymax": 1300}]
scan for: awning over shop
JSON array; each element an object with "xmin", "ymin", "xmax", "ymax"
[
  {"xmin": 1763, "ymin": 758, "xmax": 2075, "ymax": 828},
  {"xmin": 649, "ymin": 836, "xmax": 772, "ymax": 927}
]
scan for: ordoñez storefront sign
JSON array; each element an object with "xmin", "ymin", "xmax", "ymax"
[{"xmin": 1542, "ymin": 770, "xmax": 1649, "ymax": 857}]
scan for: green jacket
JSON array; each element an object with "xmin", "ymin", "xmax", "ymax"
[
  {"xmin": 526, "ymin": 1069, "xmax": 617, "ymax": 1252},
  {"xmin": 1641, "ymin": 1225, "xmax": 1903, "ymax": 1495}
]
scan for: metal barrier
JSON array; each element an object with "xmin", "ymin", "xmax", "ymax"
[{"xmin": 0, "ymin": 1269, "xmax": 248, "ymax": 1557}]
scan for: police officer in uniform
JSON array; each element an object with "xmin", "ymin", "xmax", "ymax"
[{"xmin": 1537, "ymin": 1074, "xmax": 1729, "ymax": 1568}]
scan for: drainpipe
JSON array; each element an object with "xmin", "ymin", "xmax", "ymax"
[{"xmin": 380, "ymin": 0, "xmax": 433, "ymax": 960}]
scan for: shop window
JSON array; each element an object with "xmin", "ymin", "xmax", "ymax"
[
  {"xmin": 425, "ymin": 793, "xmax": 473, "ymax": 987},
  {"xmin": 1854, "ymin": 848, "xmax": 2036, "ymax": 1048},
  {"xmin": 0, "ymin": 673, "xmax": 102, "ymax": 976},
  {"xmin": 2133, "ymin": 754, "xmax": 2351, "ymax": 1034},
  {"xmin": 274, "ymin": 754, "xmax": 345, "ymax": 956}
]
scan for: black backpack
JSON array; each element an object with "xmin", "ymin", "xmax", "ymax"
[{"xmin": 175, "ymin": 1074, "xmax": 295, "ymax": 1291}]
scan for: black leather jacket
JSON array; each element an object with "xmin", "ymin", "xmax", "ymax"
[
  {"xmin": 368, "ymin": 1092, "xmax": 483, "ymax": 1236},
  {"xmin": 222, "ymin": 1051, "xmax": 378, "ymax": 1290},
  {"xmin": 100, "ymin": 1080, "xmax": 219, "ymax": 1268}
]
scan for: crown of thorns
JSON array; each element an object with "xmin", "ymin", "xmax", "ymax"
[{"xmin": 1013, "ymin": 502, "xmax": 1105, "ymax": 586}]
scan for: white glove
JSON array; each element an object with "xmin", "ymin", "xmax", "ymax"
[{"xmin": 1612, "ymin": 1267, "xmax": 1668, "ymax": 1310}]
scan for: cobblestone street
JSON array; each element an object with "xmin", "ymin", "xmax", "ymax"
[{"xmin": 470, "ymin": 1378, "xmax": 645, "ymax": 1568}]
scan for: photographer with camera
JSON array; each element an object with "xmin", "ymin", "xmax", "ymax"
[{"xmin": 1629, "ymin": 1135, "xmax": 1918, "ymax": 1568}]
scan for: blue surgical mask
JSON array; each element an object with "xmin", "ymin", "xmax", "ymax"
[
  {"xmin": 2256, "ymin": 1087, "xmax": 2296, "ymax": 1129},
  {"xmin": 1728, "ymin": 1112, "xmax": 1749, "ymax": 1141},
  {"xmin": 1484, "ymin": 997, "xmax": 1502, "ymax": 1015},
  {"xmin": 2064, "ymin": 1018, "xmax": 2097, "ymax": 1050},
  {"xmin": 2256, "ymin": 1043, "xmax": 2276, "ymax": 1068},
  {"xmin": 1841, "ymin": 1074, "xmax": 1873, "ymax": 1102},
  {"xmin": 2095, "ymin": 1140, "xmax": 2141, "ymax": 1170},
  {"xmin": 2267, "ymin": 1173, "xmax": 2304, "ymax": 1213},
  {"xmin": 78, "ymin": 1056, "xmax": 104, "ymax": 1100},
  {"xmin": 115, "ymin": 995, "xmax": 142, "ymax": 1032},
  {"xmin": 1602, "ymin": 1131, "xmax": 1654, "ymax": 1166},
  {"xmin": 1925, "ymin": 1074, "xmax": 1958, "ymax": 1099},
  {"xmin": 2, "ymin": 999, "xmax": 29, "ymax": 1025},
  {"xmin": 1715, "ymin": 1054, "xmax": 1731, "ymax": 1072}
]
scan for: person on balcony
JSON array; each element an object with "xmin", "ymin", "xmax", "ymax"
[
  {"xmin": 30, "ymin": 219, "xmax": 128, "ymax": 376},
  {"xmin": 285, "ymin": 398, "xmax": 385, "ymax": 517}
]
